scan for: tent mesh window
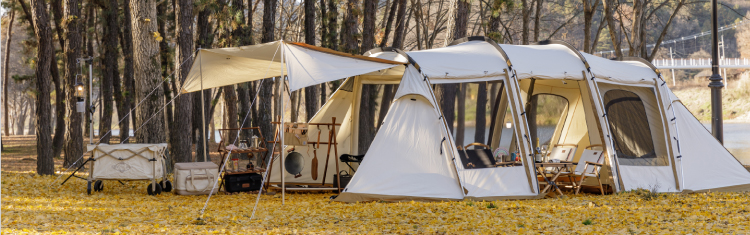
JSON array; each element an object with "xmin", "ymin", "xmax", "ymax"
[
  {"xmin": 603, "ymin": 89, "xmax": 658, "ymax": 162},
  {"xmin": 528, "ymin": 94, "xmax": 569, "ymax": 149},
  {"xmin": 488, "ymin": 86, "xmax": 521, "ymax": 165}
]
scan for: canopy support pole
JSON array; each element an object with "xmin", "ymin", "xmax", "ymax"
[{"xmin": 199, "ymin": 49, "xmax": 208, "ymax": 163}]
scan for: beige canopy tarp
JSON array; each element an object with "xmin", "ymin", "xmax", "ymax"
[{"xmin": 181, "ymin": 41, "xmax": 405, "ymax": 93}]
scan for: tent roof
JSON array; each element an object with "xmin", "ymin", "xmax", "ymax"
[
  {"xmin": 364, "ymin": 39, "xmax": 661, "ymax": 85},
  {"xmin": 582, "ymin": 53, "xmax": 660, "ymax": 85},
  {"xmin": 181, "ymin": 41, "xmax": 405, "ymax": 93},
  {"xmin": 406, "ymin": 41, "xmax": 509, "ymax": 83},
  {"xmin": 499, "ymin": 44, "xmax": 588, "ymax": 80}
]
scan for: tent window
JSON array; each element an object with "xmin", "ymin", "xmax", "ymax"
[
  {"xmin": 603, "ymin": 90, "xmax": 657, "ymax": 160},
  {"xmin": 487, "ymin": 85, "xmax": 521, "ymax": 166},
  {"xmin": 528, "ymin": 94, "xmax": 569, "ymax": 150}
]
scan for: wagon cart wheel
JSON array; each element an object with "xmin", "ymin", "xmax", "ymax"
[
  {"xmin": 87, "ymin": 181, "xmax": 92, "ymax": 195},
  {"xmin": 147, "ymin": 182, "xmax": 163, "ymax": 195},
  {"xmin": 94, "ymin": 180, "xmax": 103, "ymax": 192},
  {"xmin": 160, "ymin": 180, "xmax": 172, "ymax": 192}
]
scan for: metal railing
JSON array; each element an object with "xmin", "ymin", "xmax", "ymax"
[{"xmin": 653, "ymin": 58, "xmax": 750, "ymax": 69}]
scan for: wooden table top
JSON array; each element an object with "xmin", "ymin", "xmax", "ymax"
[
  {"xmin": 219, "ymin": 147, "xmax": 268, "ymax": 154},
  {"xmin": 224, "ymin": 168, "xmax": 266, "ymax": 175}
]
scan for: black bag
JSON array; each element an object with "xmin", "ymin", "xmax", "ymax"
[
  {"xmin": 333, "ymin": 171, "xmax": 352, "ymax": 189},
  {"xmin": 223, "ymin": 173, "xmax": 262, "ymax": 193}
]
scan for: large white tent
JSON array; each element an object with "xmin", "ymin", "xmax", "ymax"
[
  {"xmin": 185, "ymin": 37, "xmax": 750, "ymax": 203},
  {"xmin": 336, "ymin": 37, "xmax": 750, "ymax": 201}
]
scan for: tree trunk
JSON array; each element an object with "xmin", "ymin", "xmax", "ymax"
[
  {"xmin": 341, "ymin": 0, "xmax": 360, "ymax": 54},
  {"xmin": 533, "ymin": 0, "xmax": 543, "ymax": 42},
  {"xmin": 324, "ymin": 0, "xmax": 338, "ymax": 50},
  {"xmin": 3, "ymin": 10, "xmax": 14, "ymax": 137},
  {"xmin": 222, "ymin": 86, "xmax": 239, "ymax": 144},
  {"xmin": 258, "ymin": 0, "xmax": 277, "ymax": 165},
  {"xmin": 63, "ymin": 0, "xmax": 83, "ymax": 168},
  {"xmin": 99, "ymin": 0, "xmax": 119, "ymax": 144},
  {"xmin": 51, "ymin": 58, "xmax": 66, "ymax": 157},
  {"xmin": 31, "ymin": 0, "xmax": 55, "ymax": 175},
  {"xmin": 521, "ymin": 0, "xmax": 529, "ymax": 44},
  {"xmin": 320, "ymin": 0, "xmax": 327, "ymax": 47},
  {"xmin": 16, "ymin": 104, "xmax": 27, "ymax": 135},
  {"xmin": 120, "ymin": 0, "xmax": 135, "ymax": 142},
  {"xmin": 157, "ymin": 0, "xmax": 173, "ymax": 145},
  {"xmin": 602, "ymin": 0, "xmax": 622, "ymax": 58},
  {"xmin": 194, "ymin": 6, "xmax": 215, "ymax": 162},
  {"xmin": 450, "ymin": 0, "xmax": 468, "ymax": 141},
  {"xmin": 84, "ymin": 2, "xmax": 94, "ymax": 138},
  {"xmin": 456, "ymin": 84, "xmax": 466, "ymax": 145},
  {"xmin": 488, "ymin": 0, "xmax": 502, "ymax": 43},
  {"xmin": 379, "ymin": 0, "xmax": 399, "ymax": 47},
  {"xmin": 376, "ymin": 0, "xmax": 405, "ymax": 126},
  {"xmin": 391, "ymin": 0, "xmax": 406, "ymax": 48},
  {"xmin": 475, "ymin": 82, "xmax": 487, "ymax": 144},
  {"xmin": 108, "ymin": 0, "xmax": 129, "ymax": 143},
  {"xmin": 355, "ymin": 0, "xmax": 378, "ymax": 154},
  {"xmin": 51, "ymin": 0, "xmax": 65, "ymax": 50},
  {"xmin": 320, "ymin": 0, "xmax": 335, "ymax": 105},
  {"xmin": 171, "ymin": 0, "xmax": 194, "ymax": 163},
  {"xmin": 132, "ymin": 0, "xmax": 165, "ymax": 144},
  {"xmin": 233, "ymin": 0, "xmax": 252, "ymax": 140},
  {"xmin": 50, "ymin": 0, "xmax": 66, "ymax": 159},
  {"xmin": 304, "ymin": 0, "xmax": 319, "ymax": 122},
  {"xmin": 27, "ymin": 103, "xmax": 36, "ymax": 135},
  {"xmin": 583, "ymin": 0, "xmax": 595, "ymax": 53}
]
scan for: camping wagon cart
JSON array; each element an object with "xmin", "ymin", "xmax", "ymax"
[{"xmin": 76, "ymin": 144, "xmax": 172, "ymax": 195}]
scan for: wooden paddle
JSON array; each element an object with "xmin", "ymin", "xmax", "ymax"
[{"xmin": 311, "ymin": 127, "xmax": 322, "ymax": 180}]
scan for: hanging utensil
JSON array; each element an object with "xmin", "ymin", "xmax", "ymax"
[
  {"xmin": 285, "ymin": 151, "xmax": 304, "ymax": 178},
  {"xmin": 311, "ymin": 126, "xmax": 322, "ymax": 180}
]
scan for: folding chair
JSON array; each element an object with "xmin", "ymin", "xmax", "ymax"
[
  {"xmin": 545, "ymin": 144, "xmax": 578, "ymax": 162},
  {"xmin": 458, "ymin": 143, "xmax": 496, "ymax": 169},
  {"xmin": 565, "ymin": 145, "xmax": 605, "ymax": 195}
]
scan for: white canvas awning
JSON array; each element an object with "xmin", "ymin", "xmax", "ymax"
[{"xmin": 181, "ymin": 41, "xmax": 405, "ymax": 93}]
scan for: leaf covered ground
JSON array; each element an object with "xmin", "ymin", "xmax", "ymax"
[{"xmin": 2, "ymin": 172, "xmax": 750, "ymax": 234}]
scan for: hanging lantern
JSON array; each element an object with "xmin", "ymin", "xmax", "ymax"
[
  {"xmin": 75, "ymin": 81, "xmax": 86, "ymax": 113},
  {"xmin": 75, "ymin": 81, "xmax": 85, "ymax": 98}
]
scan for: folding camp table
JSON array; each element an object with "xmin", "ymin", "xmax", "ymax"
[{"xmin": 63, "ymin": 144, "xmax": 171, "ymax": 195}]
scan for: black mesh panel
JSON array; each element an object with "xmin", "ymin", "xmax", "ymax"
[{"xmin": 603, "ymin": 90, "xmax": 656, "ymax": 159}]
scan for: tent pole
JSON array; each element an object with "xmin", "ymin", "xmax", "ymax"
[
  {"xmin": 199, "ymin": 49, "xmax": 208, "ymax": 162},
  {"xmin": 280, "ymin": 42, "xmax": 286, "ymax": 205}
]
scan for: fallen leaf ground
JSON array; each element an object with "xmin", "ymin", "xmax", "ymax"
[{"xmin": 2, "ymin": 171, "xmax": 750, "ymax": 234}]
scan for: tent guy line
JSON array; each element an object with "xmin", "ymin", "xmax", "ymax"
[{"xmin": 49, "ymin": 48, "xmax": 201, "ymax": 188}]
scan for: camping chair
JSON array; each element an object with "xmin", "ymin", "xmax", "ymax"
[
  {"xmin": 545, "ymin": 144, "xmax": 578, "ymax": 162},
  {"xmin": 543, "ymin": 144, "xmax": 578, "ymax": 183},
  {"xmin": 339, "ymin": 154, "xmax": 365, "ymax": 173},
  {"xmin": 562, "ymin": 145, "xmax": 605, "ymax": 195},
  {"xmin": 458, "ymin": 143, "xmax": 496, "ymax": 169}
]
